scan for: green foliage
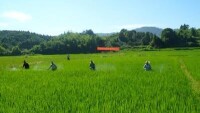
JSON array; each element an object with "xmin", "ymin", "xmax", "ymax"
[
  {"xmin": 118, "ymin": 29, "xmax": 154, "ymax": 47},
  {"xmin": 119, "ymin": 29, "xmax": 128, "ymax": 42},
  {"xmin": 11, "ymin": 46, "xmax": 21, "ymax": 55},
  {"xmin": 30, "ymin": 32, "xmax": 106, "ymax": 54},
  {"xmin": 82, "ymin": 29, "xmax": 95, "ymax": 35},
  {"xmin": 161, "ymin": 24, "xmax": 199, "ymax": 47},
  {"xmin": 141, "ymin": 32, "xmax": 152, "ymax": 45},
  {"xmin": 161, "ymin": 28, "xmax": 177, "ymax": 47},
  {"xmin": 0, "ymin": 45, "xmax": 8, "ymax": 55},
  {"xmin": 0, "ymin": 50, "xmax": 200, "ymax": 112},
  {"xmin": 1, "ymin": 24, "xmax": 200, "ymax": 55},
  {"xmin": 150, "ymin": 35, "xmax": 163, "ymax": 48},
  {"xmin": 0, "ymin": 30, "xmax": 52, "ymax": 55}
]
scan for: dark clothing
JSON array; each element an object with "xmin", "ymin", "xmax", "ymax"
[
  {"xmin": 144, "ymin": 63, "xmax": 151, "ymax": 71},
  {"xmin": 90, "ymin": 62, "xmax": 95, "ymax": 70},
  {"xmin": 23, "ymin": 62, "xmax": 29, "ymax": 69},
  {"xmin": 67, "ymin": 56, "xmax": 70, "ymax": 60},
  {"xmin": 49, "ymin": 62, "xmax": 57, "ymax": 71}
]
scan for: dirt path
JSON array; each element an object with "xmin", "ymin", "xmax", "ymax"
[{"xmin": 179, "ymin": 59, "xmax": 200, "ymax": 96}]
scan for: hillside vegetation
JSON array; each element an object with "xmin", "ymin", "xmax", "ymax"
[{"xmin": 1, "ymin": 24, "xmax": 200, "ymax": 55}]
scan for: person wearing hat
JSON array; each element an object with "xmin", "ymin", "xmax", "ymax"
[{"xmin": 143, "ymin": 61, "xmax": 151, "ymax": 71}]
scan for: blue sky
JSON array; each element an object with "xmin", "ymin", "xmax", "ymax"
[{"xmin": 0, "ymin": 0, "xmax": 200, "ymax": 35}]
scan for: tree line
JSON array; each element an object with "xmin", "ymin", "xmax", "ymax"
[{"xmin": 0, "ymin": 24, "xmax": 200, "ymax": 56}]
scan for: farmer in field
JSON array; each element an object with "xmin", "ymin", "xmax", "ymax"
[
  {"xmin": 23, "ymin": 60, "xmax": 29, "ymax": 69},
  {"xmin": 67, "ymin": 54, "xmax": 70, "ymax": 60},
  {"xmin": 90, "ymin": 60, "xmax": 95, "ymax": 70},
  {"xmin": 48, "ymin": 61, "xmax": 57, "ymax": 71},
  {"xmin": 143, "ymin": 61, "xmax": 151, "ymax": 71}
]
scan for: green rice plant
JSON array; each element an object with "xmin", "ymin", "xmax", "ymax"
[{"xmin": 0, "ymin": 50, "xmax": 199, "ymax": 112}]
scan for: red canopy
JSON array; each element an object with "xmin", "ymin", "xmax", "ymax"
[{"xmin": 97, "ymin": 47, "xmax": 120, "ymax": 51}]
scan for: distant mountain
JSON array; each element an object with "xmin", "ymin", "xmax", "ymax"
[
  {"xmin": 96, "ymin": 27, "xmax": 163, "ymax": 37},
  {"xmin": 134, "ymin": 27, "xmax": 163, "ymax": 37},
  {"xmin": 96, "ymin": 33, "xmax": 116, "ymax": 37}
]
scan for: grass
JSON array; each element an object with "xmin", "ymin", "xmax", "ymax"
[{"xmin": 0, "ymin": 50, "xmax": 200, "ymax": 112}]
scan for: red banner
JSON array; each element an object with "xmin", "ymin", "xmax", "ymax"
[{"xmin": 97, "ymin": 47, "xmax": 120, "ymax": 51}]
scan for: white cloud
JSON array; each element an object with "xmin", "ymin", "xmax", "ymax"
[{"xmin": 2, "ymin": 11, "xmax": 32, "ymax": 22}]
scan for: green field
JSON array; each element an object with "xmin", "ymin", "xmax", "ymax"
[{"xmin": 0, "ymin": 50, "xmax": 200, "ymax": 113}]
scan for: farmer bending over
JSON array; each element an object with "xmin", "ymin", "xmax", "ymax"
[
  {"xmin": 23, "ymin": 60, "xmax": 29, "ymax": 69},
  {"xmin": 143, "ymin": 61, "xmax": 151, "ymax": 71},
  {"xmin": 49, "ymin": 61, "xmax": 57, "ymax": 71},
  {"xmin": 67, "ymin": 54, "xmax": 70, "ymax": 60},
  {"xmin": 90, "ymin": 60, "xmax": 95, "ymax": 70}
]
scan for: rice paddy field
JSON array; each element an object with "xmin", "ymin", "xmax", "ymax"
[{"xmin": 0, "ymin": 49, "xmax": 200, "ymax": 113}]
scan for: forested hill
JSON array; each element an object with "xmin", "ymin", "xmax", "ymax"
[
  {"xmin": 0, "ymin": 30, "xmax": 53, "ymax": 55},
  {"xmin": 0, "ymin": 24, "xmax": 200, "ymax": 56}
]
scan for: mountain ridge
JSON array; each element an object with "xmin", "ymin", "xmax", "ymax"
[
  {"xmin": 134, "ymin": 27, "xmax": 163, "ymax": 37},
  {"xmin": 96, "ymin": 26, "xmax": 163, "ymax": 37}
]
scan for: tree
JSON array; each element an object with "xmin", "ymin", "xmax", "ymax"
[
  {"xmin": 127, "ymin": 30, "xmax": 137, "ymax": 45},
  {"xmin": 178, "ymin": 24, "xmax": 190, "ymax": 39},
  {"xmin": 142, "ymin": 32, "xmax": 151, "ymax": 45},
  {"xmin": 190, "ymin": 27, "xmax": 197, "ymax": 37},
  {"xmin": 82, "ymin": 29, "xmax": 95, "ymax": 35},
  {"xmin": 11, "ymin": 46, "xmax": 21, "ymax": 55},
  {"xmin": 180, "ymin": 24, "xmax": 189, "ymax": 30},
  {"xmin": 161, "ymin": 28, "xmax": 177, "ymax": 47},
  {"xmin": 150, "ymin": 35, "xmax": 163, "ymax": 48},
  {"xmin": 119, "ymin": 29, "xmax": 128, "ymax": 42},
  {"xmin": 0, "ymin": 46, "xmax": 7, "ymax": 55}
]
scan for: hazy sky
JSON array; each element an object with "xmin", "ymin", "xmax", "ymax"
[{"xmin": 0, "ymin": 0, "xmax": 200, "ymax": 35}]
